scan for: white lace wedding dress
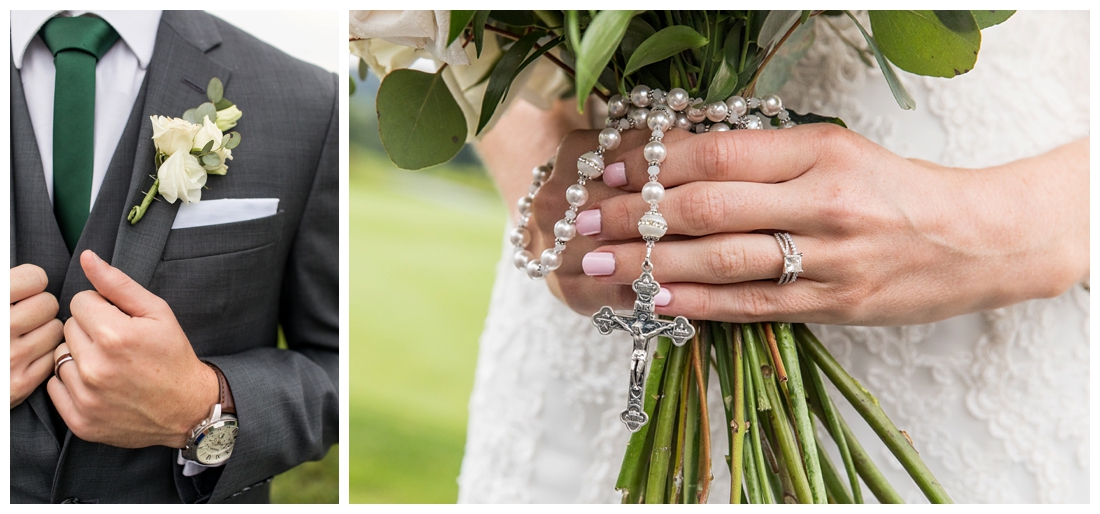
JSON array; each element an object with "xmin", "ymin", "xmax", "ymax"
[{"xmin": 457, "ymin": 11, "xmax": 1089, "ymax": 503}]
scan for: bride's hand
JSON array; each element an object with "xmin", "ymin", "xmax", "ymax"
[{"xmin": 572, "ymin": 124, "xmax": 1088, "ymax": 325}]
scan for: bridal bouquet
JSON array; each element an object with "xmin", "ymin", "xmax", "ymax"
[{"xmin": 352, "ymin": 10, "xmax": 1012, "ymax": 504}]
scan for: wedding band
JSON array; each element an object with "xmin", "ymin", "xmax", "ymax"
[
  {"xmin": 54, "ymin": 353, "xmax": 74, "ymax": 383},
  {"xmin": 774, "ymin": 232, "xmax": 803, "ymax": 285}
]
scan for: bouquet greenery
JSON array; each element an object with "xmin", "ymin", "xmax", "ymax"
[{"xmin": 352, "ymin": 10, "xmax": 1014, "ymax": 504}]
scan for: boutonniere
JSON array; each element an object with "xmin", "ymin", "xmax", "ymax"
[{"xmin": 127, "ymin": 77, "xmax": 243, "ymax": 224}]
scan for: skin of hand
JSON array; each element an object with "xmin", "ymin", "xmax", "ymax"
[
  {"xmin": 481, "ymin": 102, "xmax": 1089, "ymax": 326},
  {"xmin": 47, "ymin": 250, "xmax": 219, "ymax": 448},
  {"xmin": 10, "ymin": 264, "xmax": 65, "ymax": 408}
]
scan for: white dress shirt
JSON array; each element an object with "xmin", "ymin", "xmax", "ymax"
[{"xmin": 11, "ymin": 10, "xmax": 162, "ymax": 208}]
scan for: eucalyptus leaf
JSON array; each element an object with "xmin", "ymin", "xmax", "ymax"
[
  {"xmin": 574, "ymin": 10, "xmax": 636, "ymax": 111},
  {"xmin": 448, "ymin": 10, "xmax": 475, "ymax": 45},
  {"xmin": 376, "ymin": 68, "xmax": 466, "ymax": 170},
  {"xmin": 971, "ymin": 10, "xmax": 1014, "ymax": 29},
  {"xmin": 516, "ymin": 35, "xmax": 563, "ymax": 73},
  {"xmin": 472, "ymin": 10, "xmax": 490, "ymax": 57},
  {"xmin": 194, "ymin": 102, "xmax": 218, "ymax": 125},
  {"xmin": 200, "ymin": 139, "xmax": 215, "ymax": 155},
  {"xmin": 755, "ymin": 18, "xmax": 815, "ymax": 96},
  {"xmin": 623, "ymin": 26, "xmax": 708, "ymax": 77},
  {"xmin": 358, "ymin": 57, "xmax": 368, "ymax": 81},
  {"xmin": 182, "ymin": 108, "xmax": 200, "ymax": 125},
  {"xmin": 202, "ymin": 153, "xmax": 221, "ymax": 168},
  {"xmin": 476, "ymin": 30, "xmax": 545, "ymax": 134},
  {"xmin": 868, "ymin": 10, "xmax": 980, "ymax": 78},
  {"xmin": 846, "ymin": 11, "xmax": 916, "ymax": 110},
  {"xmin": 757, "ymin": 10, "xmax": 800, "ymax": 54},
  {"xmin": 224, "ymin": 132, "xmax": 241, "ymax": 150},
  {"xmin": 206, "ymin": 77, "xmax": 223, "ymax": 104}
]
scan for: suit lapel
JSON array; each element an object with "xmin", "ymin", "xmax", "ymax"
[{"xmin": 109, "ymin": 12, "xmax": 230, "ymax": 286}]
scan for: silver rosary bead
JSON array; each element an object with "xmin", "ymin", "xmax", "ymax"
[{"xmin": 577, "ymin": 151, "xmax": 605, "ymax": 179}]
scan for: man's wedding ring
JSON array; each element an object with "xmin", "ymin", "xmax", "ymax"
[
  {"xmin": 54, "ymin": 353, "xmax": 74, "ymax": 383},
  {"xmin": 774, "ymin": 232, "xmax": 803, "ymax": 285}
]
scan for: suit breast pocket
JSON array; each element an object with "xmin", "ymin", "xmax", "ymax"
[{"xmin": 161, "ymin": 211, "xmax": 285, "ymax": 260}]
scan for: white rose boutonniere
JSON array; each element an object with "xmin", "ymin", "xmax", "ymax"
[{"xmin": 128, "ymin": 77, "xmax": 243, "ymax": 224}]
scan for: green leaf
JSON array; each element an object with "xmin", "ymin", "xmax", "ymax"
[
  {"xmin": 846, "ymin": 11, "xmax": 916, "ymax": 110},
  {"xmin": 516, "ymin": 35, "xmax": 563, "ymax": 73},
  {"xmin": 622, "ymin": 26, "xmax": 708, "ymax": 77},
  {"xmin": 574, "ymin": 10, "xmax": 636, "ymax": 112},
  {"xmin": 971, "ymin": 10, "xmax": 1014, "ymax": 29},
  {"xmin": 202, "ymin": 153, "xmax": 221, "ymax": 168},
  {"xmin": 193, "ymin": 102, "xmax": 218, "ymax": 125},
  {"xmin": 868, "ymin": 10, "xmax": 980, "ymax": 78},
  {"xmin": 182, "ymin": 108, "xmax": 200, "ymax": 125},
  {"xmin": 488, "ymin": 11, "xmax": 539, "ymax": 27},
  {"xmin": 224, "ymin": 132, "xmax": 242, "ymax": 150},
  {"xmin": 349, "ymin": 75, "xmax": 357, "ymax": 95},
  {"xmin": 206, "ymin": 77, "xmax": 223, "ymax": 104},
  {"xmin": 770, "ymin": 110, "xmax": 847, "ymax": 128},
  {"xmin": 755, "ymin": 18, "xmax": 815, "ymax": 96},
  {"xmin": 757, "ymin": 10, "xmax": 800, "ymax": 54},
  {"xmin": 357, "ymin": 57, "xmax": 368, "ymax": 81},
  {"xmin": 472, "ymin": 10, "xmax": 490, "ymax": 58},
  {"xmin": 704, "ymin": 22, "xmax": 742, "ymax": 102},
  {"xmin": 199, "ymin": 139, "xmax": 215, "ymax": 155},
  {"xmin": 448, "ymin": 10, "xmax": 475, "ymax": 45},
  {"xmin": 476, "ymin": 30, "xmax": 545, "ymax": 134},
  {"xmin": 565, "ymin": 10, "xmax": 581, "ymax": 56},
  {"xmin": 619, "ymin": 17, "xmax": 657, "ymax": 64},
  {"xmin": 376, "ymin": 68, "xmax": 466, "ymax": 170},
  {"xmin": 213, "ymin": 98, "xmax": 234, "ymax": 110}
]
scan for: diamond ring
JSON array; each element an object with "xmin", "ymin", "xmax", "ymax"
[{"xmin": 774, "ymin": 232, "xmax": 802, "ymax": 285}]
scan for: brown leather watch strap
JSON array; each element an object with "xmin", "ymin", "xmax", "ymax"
[{"xmin": 204, "ymin": 362, "xmax": 236, "ymax": 415}]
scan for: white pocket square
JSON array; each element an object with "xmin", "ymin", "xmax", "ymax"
[{"xmin": 172, "ymin": 198, "xmax": 279, "ymax": 229}]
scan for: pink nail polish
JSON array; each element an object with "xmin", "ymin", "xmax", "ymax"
[
  {"xmin": 576, "ymin": 209, "xmax": 601, "ymax": 236},
  {"xmin": 582, "ymin": 252, "xmax": 615, "ymax": 276},
  {"xmin": 655, "ymin": 287, "xmax": 671, "ymax": 307},
  {"xmin": 603, "ymin": 161, "xmax": 627, "ymax": 187}
]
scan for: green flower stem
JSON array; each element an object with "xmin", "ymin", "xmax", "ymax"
[
  {"xmin": 801, "ymin": 347, "xmax": 863, "ymax": 503},
  {"xmin": 644, "ymin": 341, "xmax": 691, "ymax": 504},
  {"xmin": 739, "ymin": 343, "xmax": 774, "ymax": 504},
  {"xmin": 689, "ymin": 323, "xmax": 712, "ymax": 503},
  {"xmin": 761, "ymin": 358, "xmax": 812, "ymax": 503},
  {"xmin": 672, "ymin": 360, "xmax": 690, "ymax": 502},
  {"xmin": 762, "ymin": 323, "xmax": 788, "ymax": 385},
  {"xmin": 725, "ymin": 323, "xmax": 747, "ymax": 505},
  {"xmin": 774, "ymin": 322, "xmax": 827, "ymax": 503},
  {"xmin": 794, "ymin": 324, "xmax": 951, "ymax": 504},
  {"xmin": 710, "ymin": 321, "xmax": 735, "ymax": 473},
  {"xmin": 616, "ymin": 337, "xmax": 673, "ymax": 503},
  {"xmin": 682, "ymin": 359, "xmax": 700, "ymax": 503},
  {"xmin": 808, "ymin": 395, "xmax": 902, "ymax": 504},
  {"xmin": 127, "ymin": 178, "xmax": 159, "ymax": 224},
  {"xmin": 815, "ymin": 431, "xmax": 853, "ymax": 504},
  {"xmin": 743, "ymin": 323, "xmax": 772, "ymax": 411}
]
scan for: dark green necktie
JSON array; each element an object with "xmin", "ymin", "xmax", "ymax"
[{"xmin": 40, "ymin": 16, "xmax": 120, "ymax": 253}]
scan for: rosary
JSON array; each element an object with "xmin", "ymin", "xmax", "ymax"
[{"xmin": 511, "ymin": 86, "xmax": 795, "ymax": 432}]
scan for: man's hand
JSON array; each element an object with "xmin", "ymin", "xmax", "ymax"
[
  {"xmin": 47, "ymin": 250, "xmax": 219, "ymax": 448},
  {"xmin": 11, "ymin": 264, "xmax": 64, "ymax": 408}
]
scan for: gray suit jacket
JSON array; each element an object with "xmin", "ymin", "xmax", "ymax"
[{"xmin": 9, "ymin": 11, "xmax": 339, "ymax": 503}]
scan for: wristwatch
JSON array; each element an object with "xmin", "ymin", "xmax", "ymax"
[{"xmin": 181, "ymin": 363, "xmax": 238, "ymax": 465}]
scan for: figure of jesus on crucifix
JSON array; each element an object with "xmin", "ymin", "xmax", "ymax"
[{"xmin": 592, "ymin": 270, "xmax": 695, "ymax": 432}]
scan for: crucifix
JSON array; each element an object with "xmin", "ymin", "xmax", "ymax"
[{"xmin": 592, "ymin": 268, "xmax": 695, "ymax": 432}]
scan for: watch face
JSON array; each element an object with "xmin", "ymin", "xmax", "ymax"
[{"xmin": 196, "ymin": 421, "xmax": 239, "ymax": 465}]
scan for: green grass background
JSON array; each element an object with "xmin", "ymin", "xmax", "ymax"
[{"xmin": 347, "ymin": 69, "xmax": 504, "ymax": 502}]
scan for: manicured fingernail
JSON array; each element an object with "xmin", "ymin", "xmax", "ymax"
[
  {"xmin": 576, "ymin": 209, "xmax": 601, "ymax": 236},
  {"xmin": 582, "ymin": 252, "xmax": 615, "ymax": 276},
  {"xmin": 655, "ymin": 287, "xmax": 671, "ymax": 307},
  {"xmin": 603, "ymin": 161, "xmax": 627, "ymax": 187}
]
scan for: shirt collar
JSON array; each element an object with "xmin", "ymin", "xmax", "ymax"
[{"xmin": 10, "ymin": 10, "xmax": 163, "ymax": 69}]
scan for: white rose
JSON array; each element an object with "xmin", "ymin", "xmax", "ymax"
[
  {"xmin": 193, "ymin": 116, "xmax": 232, "ymax": 175},
  {"xmin": 349, "ymin": 10, "xmax": 468, "ymax": 68},
  {"xmin": 156, "ymin": 151, "xmax": 207, "ymax": 204},
  {"xmin": 150, "ymin": 115, "xmax": 199, "ymax": 156},
  {"xmin": 350, "ymin": 38, "xmax": 425, "ymax": 79},
  {"xmin": 215, "ymin": 105, "xmax": 242, "ymax": 131}
]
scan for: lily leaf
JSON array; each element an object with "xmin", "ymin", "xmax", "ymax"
[
  {"xmin": 771, "ymin": 110, "xmax": 847, "ymax": 128},
  {"xmin": 574, "ymin": 10, "xmax": 636, "ymax": 112},
  {"xmin": 376, "ymin": 68, "xmax": 467, "ymax": 169},
  {"xmin": 623, "ymin": 26, "xmax": 708, "ymax": 77},
  {"xmin": 971, "ymin": 10, "xmax": 1014, "ymax": 29},
  {"xmin": 476, "ymin": 30, "xmax": 545, "ymax": 134},
  {"xmin": 868, "ymin": 10, "xmax": 980, "ymax": 78},
  {"xmin": 703, "ymin": 23, "xmax": 743, "ymax": 103},
  {"xmin": 472, "ymin": 10, "xmax": 490, "ymax": 58},
  {"xmin": 846, "ymin": 11, "xmax": 916, "ymax": 110}
]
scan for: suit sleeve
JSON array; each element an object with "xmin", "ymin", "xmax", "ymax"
[{"xmin": 185, "ymin": 72, "xmax": 340, "ymax": 503}]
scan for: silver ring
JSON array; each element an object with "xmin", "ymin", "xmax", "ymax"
[
  {"xmin": 774, "ymin": 232, "xmax": 802, "ymax": 285},
  {"xmin": 54, "ymin": 353, "xmax": 74, "ymax": 383}
]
